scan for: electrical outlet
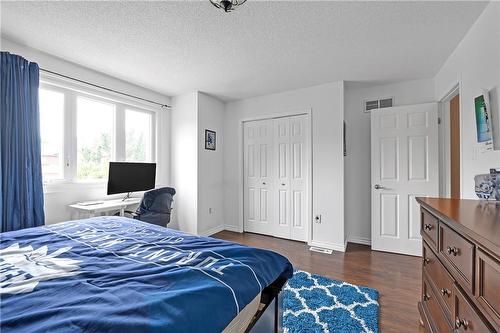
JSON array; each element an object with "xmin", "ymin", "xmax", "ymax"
[{"xmin": 314, "ymin": 214, "xmax": 322, "ymax": 223}]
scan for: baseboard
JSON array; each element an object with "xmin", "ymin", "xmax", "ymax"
[
  {"xmin": 199, "ymin": 225, "xmax": 225, "ymax": 237},
  {"xmin": 224, "ymin": 225, "xmax": 243, "ymax": 233},
  {"xmin": 348, "ymin": 236, "xmax": 371, "ymax": 246},
  {"xmin": 308, "ymin": 240, "xmax": 346, "ymax": 253}
]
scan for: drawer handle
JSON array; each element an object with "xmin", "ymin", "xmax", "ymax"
[
  {"xmin": 423, "ymin": 294, "xmax": 430, "ymax": 301},
  {"xmin": 422, "ymin": 257, "xmax": 430, "ymax": 265},
  {"xmin": 446, "ymin": 246, "xmax": 459, "ymax": 256},
  {"xmin": 455, "ymin": 317, "xmax": 469, "ymax": 329},
  {"xmin": 423, "ymin": 223, "xmax": 433, "ymax": 231},
  {"xmin": 440, "ymin": 288, "xmax": 451, "ymax": 297}
]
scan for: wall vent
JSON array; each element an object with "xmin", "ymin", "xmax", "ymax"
[
  {"xmin": 363, "ymin": 97, "xmax": 394, "ymax": 113},
  {"xmin": 309, "ymin": 246, "xmax": 333, "ymax": 254}
]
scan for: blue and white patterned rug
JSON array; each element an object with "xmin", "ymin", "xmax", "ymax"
[{"xmin": 283, "ymin": 270, "xmax": 379, "ymax": 333}]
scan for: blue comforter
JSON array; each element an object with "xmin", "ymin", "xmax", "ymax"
[{"xmin": 0, "ymin": 217, "xmax": 293, "ymax": 333}]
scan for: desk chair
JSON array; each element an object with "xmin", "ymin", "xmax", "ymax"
[{"xmin": 126, "ymin": 187, "xmax": 176, "ymax": 227}]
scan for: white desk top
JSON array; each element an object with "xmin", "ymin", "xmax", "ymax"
[{"xmin": 69, "ymin": 197, "xmax": 141, "ymax": 212}]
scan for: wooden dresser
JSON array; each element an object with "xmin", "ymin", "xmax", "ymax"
[{"xmin": 416, "ymin": 198, "xmax": 499, "ymax": 333}]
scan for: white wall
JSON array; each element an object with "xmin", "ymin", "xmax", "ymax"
[
  {"xmin": 170, "ymin": 92, "xmax": 198, "ymax": 234},
  {"xmin": 1, "ymin": 38, "xmax": 172, "ymax": 224},
  {"xmin": 224, "ymin": 82, "xmax": 345, "ymax": 251},
  {"xmin": 344, "ymin": 79, "xmax": 435, "ymax": 244},
  {"xmin": 197, "ymin": 93, "xmax": 225, "ymax": 236},
  {"xmin": 434, "ymin": 2, "xmax": 500, "ymax": 199},
  {"xmin": 170, "ymin": 92, "xmax": 225, "ymax": 236}
]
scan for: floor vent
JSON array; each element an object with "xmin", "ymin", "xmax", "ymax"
[
  {"xmin": 364, "ymin": 97, "xmax": 394, "ymax": 113},
  {"xmin": 309, "ymin": 246, "xmax": 333, "ymax": 254}
]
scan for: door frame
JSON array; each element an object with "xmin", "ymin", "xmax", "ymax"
[
  {"xmin": 438, "ymin": 83, "xmax": 462, "ymax": 198},
  {"xmin": 238, "ymin": 108, "xmax": 313, "ymax": 244}
]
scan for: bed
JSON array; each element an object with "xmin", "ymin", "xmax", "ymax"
[{"xmin": 0, "ymin": 217, "xmax": 293, "ymax": 333}]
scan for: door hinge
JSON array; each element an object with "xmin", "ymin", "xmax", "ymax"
[{"xmin": 438, "ymin": 117, "xmax": 441, "ymax": 125}]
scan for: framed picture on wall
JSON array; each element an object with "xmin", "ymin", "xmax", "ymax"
[
  {"xmin": 205, "ymin": 130, "xmax": 216, "ymax": 150},
  {"xmin": 474, "ymin": 92, "xmax": 494, "ymax": 152}
]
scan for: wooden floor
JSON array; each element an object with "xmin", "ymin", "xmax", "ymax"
[{"xmin": 214, "ymin": 231, "xmax": 425, "ymax": 333}]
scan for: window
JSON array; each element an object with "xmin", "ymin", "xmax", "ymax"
[
  {"xmin": 38, "ymin": 79, "xmax": 157, "ymax": 185},
  {"xmin": 77, "ymin": 97, "xmax": 115, "ymax": 181},
  {"xmin": 39, "ymin": 88, "xmax": 65, "ymax": 181},
  {"xmin": 125, "ymin": 109, "xmax": 152, "ymax": 162}
]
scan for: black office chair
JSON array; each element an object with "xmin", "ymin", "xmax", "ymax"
[{"xmin": 125, "ymin": 187, "xmax": 176, "ymax": 227}]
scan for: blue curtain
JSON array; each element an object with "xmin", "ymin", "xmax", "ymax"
[{"xmin": 0, "ymin": 52, "xmax": 45, "ymax": 232}]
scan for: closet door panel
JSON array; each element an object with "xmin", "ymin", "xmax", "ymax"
[
  {"xmin": 244, "ymin": 122, "xmax": 260, "ymax": 233},
  {"xmin": 243, "ymin": 120, "xmax": 275, "ymax": 236},
  {"xmin": 290, "ymin": 115, "xmax": 308, "ymax": 241},
  {"xmin": 274, "ymin": 118, "xmax": 291, "ymax": 239}
]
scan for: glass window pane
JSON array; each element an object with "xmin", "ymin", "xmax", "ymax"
[
  {"xmin": 39, "ymin": 88, "xmax": 64, "ymax": 182},
  {"xmin": 125, "ymin": 109, "xmax": 152, "ymax": 162},
  {"xmin": 77, "ymin": 97, "xmax": 114, "ymax": 181}
]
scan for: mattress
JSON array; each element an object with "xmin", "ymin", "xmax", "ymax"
[{"xmin": 0, "ymin": 217, "xmax": 293, "ymax": 333}]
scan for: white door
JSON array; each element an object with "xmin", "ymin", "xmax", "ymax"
[
  {"xmin": 243, "ymin": 119, "xmax": 275, "ymax": 236},
  {"xmin": 371, "ymin": 103, "xmax": 439, "ymax": 256},
  {"xmin": 274, "ymin": 117, "xmax": 291, "ymax": 239},
  {"xmin": 244, "ymin": 114, "xmax": 309, "ymax": 242},
  {"xmin": 273, "ymin": 115, "xmax": 308, "ymax": 241},
  {"xmin": 289, "ymin": 115, "xmax": 308, "ymax": 241}
]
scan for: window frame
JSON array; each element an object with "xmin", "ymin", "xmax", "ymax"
[
  {"xmin": 124, "ymin": 108, "xmax": 156, "ymax": 163},
  {"xmin": 38, "ymin": 85, "xmax": 68, "ymax": 183},
  {"xmin": 75, "ymin": 94, "xmax": 117, "ymax": 182},
  {"xmin": 39, "ymin": 75, "xmax": 158, "ymax": 188}
]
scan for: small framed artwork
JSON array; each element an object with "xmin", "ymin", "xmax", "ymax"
[
  {"xmin": 205, "ymin": 130, "xmax": 216, "ymax": 150},
  {"xmin": 474, "ymin": 92, "xmax": 494, "ymax": 152}
]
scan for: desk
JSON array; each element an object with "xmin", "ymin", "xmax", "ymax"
[{"xmin": 69, "ymin": 198, "xmax": 142, "ymax": 219}]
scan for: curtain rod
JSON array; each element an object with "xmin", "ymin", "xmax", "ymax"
[{"xmin": 39, "ymin": 68, "xmax": 171, "ymax": 109}]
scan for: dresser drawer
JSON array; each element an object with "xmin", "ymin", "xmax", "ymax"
[
  {"xmin": 439, "ymin": 222, "xmax": 474, "ymax": 291},
  {"xmin": 476, "ymin": 249, "xmax": 500, "ymax": 329},
  {"xmin": 422, "ymin": 273, "xmax": 453, "ymax": 333},
  {"xmin": 454, "ymin": 284, "xmax": 494, "ymax": 332},
  {"xmin": 423, "ymin": 241, "xmax": 454, "ymax": 320},
  {"xmin": 421, "ymin": 208, "xmax": 438, "ymax": 250}
]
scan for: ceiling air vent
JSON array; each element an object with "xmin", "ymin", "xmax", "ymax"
[{"xmin": 363, "ymin": 97, "xmax": 394, "ymax": 113}]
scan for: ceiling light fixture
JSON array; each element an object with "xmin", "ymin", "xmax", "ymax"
[{"xmin": 209, "ymin": 0, "xmax": 247, "ymax": 13}]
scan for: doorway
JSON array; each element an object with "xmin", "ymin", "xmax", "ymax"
[
  {"xmin": 450, "ymin": 94, "xmax": 460, "ymax": 198},
  {"xmin": 439, "ymin": 86, "xmax": 461, "ymax": 198}
]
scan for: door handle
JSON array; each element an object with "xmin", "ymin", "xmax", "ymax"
[
  {"xmin": 262, "ymin": 182, "xmax": 266, "ymax": 185},
  {"xmin": 374, "ymin": 184, "xmax": 385, "ymax": 190}
]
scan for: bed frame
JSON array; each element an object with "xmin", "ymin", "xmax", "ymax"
[{"xmin": 245, "ymin": 276, "xmax": 287, "ymax": 333}]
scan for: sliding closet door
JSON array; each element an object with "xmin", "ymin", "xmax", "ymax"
[{"xmin": 243, "ymin": 120, "xmax": 275, "ymax": 236}]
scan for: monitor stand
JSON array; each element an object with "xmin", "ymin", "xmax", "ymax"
[{"xmin": 122, "ymin": 192, "xmax": 132, "ymax": 201}]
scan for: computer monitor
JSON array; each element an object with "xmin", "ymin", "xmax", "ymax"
[{"xmin": 107, "ymin": 162, "xmax": 156, "ymax": 198}]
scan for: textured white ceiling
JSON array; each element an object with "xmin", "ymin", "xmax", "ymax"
[{"xmin": 0, "ymin": 1, "xmax": 487, "ymax": 101}]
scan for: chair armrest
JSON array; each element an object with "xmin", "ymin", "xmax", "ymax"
[{"xmin": 124, "ymin": 210, "xmax": 139, "ymax": 218}]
